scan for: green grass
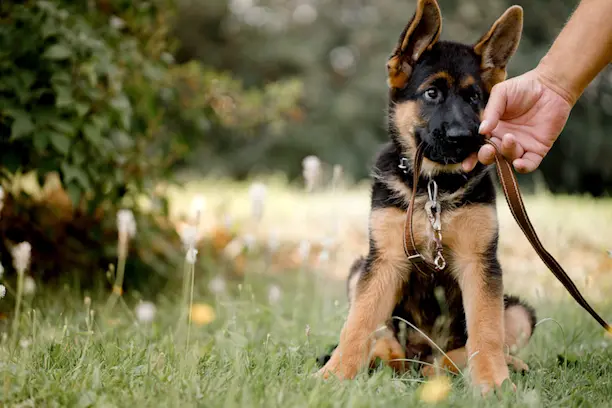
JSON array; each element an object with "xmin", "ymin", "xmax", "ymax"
[
  {"xmin": 1, "ymin": 265, "xmax": 611, "ymax": 407},
  {"xmin": 2, "ymin": 178, "xmax": 612, "ymax": 407}
]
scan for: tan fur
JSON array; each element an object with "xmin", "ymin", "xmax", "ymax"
[
  {"xmin": 317, "ymin": 208, "xmax": 415, "ymax": 380},
  {"xmin": 504, "ymin": 305, "xmax": 533, "ymax": 352},
  {"xmin": 393, "ymin": 101, "xmax": 467, "ymax": 177},
  {"xmin": 445, "ymin": 204, "xmax": 498, "ymax": 260},
  {"xmin": 387, "ymin": 0, "xmax": 442, "ymax": 89},
  {"xmin": 370, "ymin": 329, "xmax": 408, "ymax": 373},
  {"xmin": 417, "ymin": 71, "xmax": 454, "ymax": 92},
  {"xmin": 473, "ymin": 6, "xmax": 523, "ymax": 92},
  {"xmin": 421, "ymin": 304, "xmax": 533, "ymax": 377},
  {"xmin": 460, "ymin": 75, "xmax": 476, "ymax": 89}
]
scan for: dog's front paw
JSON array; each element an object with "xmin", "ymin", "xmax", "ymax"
[
  {"xmin": 314, "ymin": 349, "xmax": 360, "ymax": 381},
  {"xmin": 469, "ymin": 353, "xmax": 513, "ymax": 395}
]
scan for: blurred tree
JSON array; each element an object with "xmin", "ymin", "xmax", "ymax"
[{"xmin": 175, "ymin": 0, "xmax": 612, "ymax": 195}]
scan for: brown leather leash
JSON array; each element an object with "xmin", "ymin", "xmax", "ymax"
[{"xmin": 403, "ymin": 140, "xmax": 612, "ymax": 334}]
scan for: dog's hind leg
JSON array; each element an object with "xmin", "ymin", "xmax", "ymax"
[{"xmin": 421, "ymin": 294, "xmax": 536, "ymax": 377}]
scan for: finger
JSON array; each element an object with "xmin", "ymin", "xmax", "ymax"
[
  {"xmin": 512, "ymin": 152, "xmax": 543, "ymax": 174},
  {"xmin": 479, "ymin": 83, "xmax": 508, "ymax": 135},
  {"xmin": 462, "ymin": 152, "xmax": 479, "ymax": 172},
  {"xmin": 477, "ymin": 144, "xmax": 497, "ymax": 165},
  {"xmin": 500, "ymin": 133, "xmax": 525, "ymax": 162}
]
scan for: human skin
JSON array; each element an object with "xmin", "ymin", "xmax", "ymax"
[{"xmin": 462, "ymin": 0, "xmax": 612, "ymax": 174}]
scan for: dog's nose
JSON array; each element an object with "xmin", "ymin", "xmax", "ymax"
[{"xmin": 446, "ymin": 125, "xmax": 472, "ymax": 139}]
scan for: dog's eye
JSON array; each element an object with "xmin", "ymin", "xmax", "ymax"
[
  {"xmin": 469, "ymin": 92, "xmax": 480, "ymax": 105},
  {"xmin": 423, "ymin": 87, "xmax": 441, "ymax": 102}
]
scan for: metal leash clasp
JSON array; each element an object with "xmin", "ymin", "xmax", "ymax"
[{"xmin": 424, "ymin": 179, "xmax": 446, "ymax": 270}]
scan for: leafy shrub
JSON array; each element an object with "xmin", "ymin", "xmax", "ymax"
[{"xmin": 0, "ymin": 0, "xmax": 302, "ymax": 288}]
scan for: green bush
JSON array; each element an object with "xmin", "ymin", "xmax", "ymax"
[{"xmin": 0, "ymin": 0, "xmax": 302, "ymax": 288}]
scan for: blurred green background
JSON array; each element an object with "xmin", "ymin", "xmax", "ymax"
[{"xmin": 0, "ymin": 0, "xmax": 611, "ymax": 289}]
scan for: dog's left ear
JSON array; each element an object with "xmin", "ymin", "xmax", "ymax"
[
  {"xmin": 387, "ymin": 0, "xmax": 442, "ymax": 89},
  {"xmin": 473, "ymin": 5, "xmax": 523, "ymax": 92}
]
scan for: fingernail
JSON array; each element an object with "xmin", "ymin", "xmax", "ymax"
[{"xmin": 478, "ymin": 120, "xmax": 488, "ymax": 134}]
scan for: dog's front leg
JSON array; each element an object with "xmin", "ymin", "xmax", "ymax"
[
  {"xmin": 449, "ymin": 205, "xmax": 510, "ymax": 394},
  {"xmin": 317, "ymin": 259, "xmax": 403, "ymax": 380},
  {"xmin": 317, "ymin": 207, "xmax": 410, "ymax": 380}
]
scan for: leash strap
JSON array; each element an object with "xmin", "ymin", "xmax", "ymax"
[{"xmin": 403, "ymin": 140, "xmax": 612, "ymax": 333}]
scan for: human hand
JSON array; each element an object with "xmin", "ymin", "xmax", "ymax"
[{"xmin": 462, "ymin": 68, "xmax": 574, "ymax": 173}]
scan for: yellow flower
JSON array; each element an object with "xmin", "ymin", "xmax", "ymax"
[
  {"xmin": 190, "ymin": 303, "xmax": 216, "ymax": 326},
  {"xmin": 418, "ymin": 375, "xmax": 452, "ymax": 403}
]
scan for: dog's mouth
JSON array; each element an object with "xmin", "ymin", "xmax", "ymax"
[{"xmin": 420, "ymin": 131, "xmax": 485, "ymax": 165}]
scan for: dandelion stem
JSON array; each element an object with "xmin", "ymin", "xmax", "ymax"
[
  {"xmin": 105, "ymin": 230, "xmax": 128, "ymax": 313},
  {"xmin": 186, "ymin": 261, "xmax": 196, "ymax": 349},
  {"xmin": 11, "ymin": 269, "xmax": 24, "ymax": 350}
]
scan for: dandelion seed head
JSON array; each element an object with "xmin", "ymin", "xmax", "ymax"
[
  {"xmin": 190, "ymin": 195, "xmax": 206, "ymax": 223},
  {"xmin": 181, "ymin": 225, "xmax": 198, "ymax": 248},
  {"xmin": 297, "ymin": 240, "xmax": 311, "ymax": 263},
  {"xmin": 242, "ymin": 234, "xmax": 256, "ymax": 251},
  {"xmin": 12, "ymin": 241, "xmax": 31, "ymax": 274},
  {"xmin": 23, "ymin": 276, "xmax": 36, "ymax": 295},
  {"xmin": 135, "ymin": 301, "xmax": 157, "ymax": 323},
  {"xmin": 208, "ymin": 276, "xmax": 226, "ymax": 294},
  {"xmin": 117, "ymin": 209, "xmax": 136, "ymax": 237},
  {"xmin": 19, "ymin": 338, "xmax": 31, "ymax": 349},
  {"xmin": 302, "ymin": 155, "xmax": 321, "ymax": 192},
  {"xmin": 0, "ymin": 284, "xmax": 5, "ymax": 299},
  {"xmin": 268, "ymin": 285, "xmax": 282, "ymax": 304},
  {"xmin": 186, "ymin": 247, "xmax": 198, "ymax": 265},
  {"xmin": 249, "ymin": 182, "xmax": 267, "ymax": 221}
]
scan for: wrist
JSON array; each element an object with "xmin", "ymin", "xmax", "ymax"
[{"xmin": 535, "ymin": 56, "xmax": 581, "ymax": 107}]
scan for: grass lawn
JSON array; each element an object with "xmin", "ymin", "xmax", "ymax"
[{"xmin": 1, "ymin": 178, "xmax": 612, "ymax": 407}]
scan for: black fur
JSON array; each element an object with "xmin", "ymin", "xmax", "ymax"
[{"xmin": 317, "ymin": 7, "xmax": 535, "ymax": 375}]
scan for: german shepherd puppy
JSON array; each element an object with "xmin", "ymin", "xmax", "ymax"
[{"xmin": 316, "ymin": 0, "xmax": 537, "ymax": 394}]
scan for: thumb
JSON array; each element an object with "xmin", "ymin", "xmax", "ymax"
[{"xmin": 479, "ymin": 82, "xmax": 508, "ymax": 135}]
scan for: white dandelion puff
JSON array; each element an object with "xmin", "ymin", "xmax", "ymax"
[
  {"xmin": 190, "ymin": 195, "xmax": 206, "ymax": 224},
  {"xmin": 19, "ymin": 338, "xmax": 31, "ymax": 349},
  {"xmin": 117, "ymin": 209, "xmax": 136, "ymax": 238},
  {"xmin": 302, "ymin": 156, "xmax": 321, "ymax": 192},
  {"xmin": 186, "ymin": 248, "xmax": 198, "ymax": 265},
  {"xmin": 249, "ymin": 182, "xmax": 267, "ymax": 221},
  {"xmin": 297, "ymin": 240, "xmax": 311, "ymax": 263},
  {"xmin": 0, "ymin": 284, "xmax": 6, "ymax": 299},
  {"xmin": 180, "ymin": 225, "xmax": 198, "ymax": 249},
  {"xmin": 23, "ymin": 276, "xmax": 36, "ymax": 295},
  {"xmin": 12, "ymin": 242, "xmax": 31, "ymax": 274},
  {"xmin": 208, "ymin": 276, "xmax": 226, "ymax": 294},
  {"xmin": 268, "ymin": 285, "xmax": 281, "ymax": 304},
  {"xmin": 243, "ymin": 234, "xmax": 256, "ymax": 252},
  {"xmin": 135, "ymin": 301, "xmax": 157, "ymax": 323}
]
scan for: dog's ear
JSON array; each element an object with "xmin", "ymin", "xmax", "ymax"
[
  {"xmin": 387, "ymin": 0, "xmax": 442, "ymax": 89},
  {"xmin": 473, "ymin": 5, "xmax": 523, "ymax": 91}
]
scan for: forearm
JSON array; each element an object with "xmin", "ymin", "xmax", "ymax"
[{"xmin": 535, "ymin": 0, "xmax": 612, "ymax": 105}]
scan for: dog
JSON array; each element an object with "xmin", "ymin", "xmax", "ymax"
[{"xmin": 315, "ymin": 0, "xmax": 537, "ymax": 394}]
